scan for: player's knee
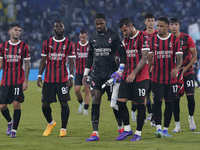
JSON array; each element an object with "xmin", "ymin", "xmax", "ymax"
[
  {"xmin": 60, "ymin": 101, "xmax": 68, "ymax": 107},
  {"xmin": 0, "ymin": 104, "xmax": 7, "ymax": 111},
  {"xmin": 13, "ymin": 101, "xmax": 20, "ymax": 109},
  {"xmin": 42, "ymin": 102, "xmax": 50, "ymax": 109}
]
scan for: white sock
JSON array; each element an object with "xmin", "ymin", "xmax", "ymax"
[
  {"xmin": 118, "ymin": 126, "xmax": 123, "ymax": 130},
  {"xmin": 49, "ymin": 120, "xmax": 54, "ymax": 125},
  {"xmin": 124, "ymin": 125, "xmax": 131, "ymax": 131},
  {"xmin": 135, "ymin": 130, "xmax": 141, "ymax": 136},
  {"xmin": 175, "ymin": 121, "xmax": 180, "ymax": 129},
  {"xmin": 156, "ymin": 125, "xmax": 162, "ymax": 131},
  {"xmin": 61, "ymin": 128, "xmax": 66, "ymax": 131},
  {"xmin": 93, "ymin": 131, "xmax": 99, "ymax": 136},
  {"xmin": 11, "ymin": 129, "xmax": 17, "ymax": 133},
  {"xmin": 8, "ymin": 120, "xmax": 12, "ymax": 124},
  {"xmin": 163, "ymin": 127, "xmax": 168, "ymax": 131}
]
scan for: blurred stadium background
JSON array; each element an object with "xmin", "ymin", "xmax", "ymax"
[{"xmin": 0, "ymin": 0, "xmax": 200, "ymax": 81}]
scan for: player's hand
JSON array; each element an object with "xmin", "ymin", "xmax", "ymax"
[
  {"xmin": 37, "ymin": 77, "xmax": 43, "ymax": 87},
  {"xmin": 23, "ymin": 79, "xmax": 28, "ymax": 91},
  {"xmin": 67, "ymin": 77, "xmax": 73, "ymax": 88},
  {"xmin": 181, "ymin": 67, "xmax": 187, "ymax": 74},
  {"xmin": 82, "ymin": 75, "xmax": 89, "ymax": 87},
  {"xmin": 126, "ymin": 72, "xmax": 136, "ymax": 83},
  {"xmin": 111, "ymin": 71, "xmax": 123, "ymax": 84},
  {"xmin": 171, "ymin": 67, "xmax": 179, "ymax": 78}
]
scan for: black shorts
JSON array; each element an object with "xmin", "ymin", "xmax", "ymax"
[
  {"xmin": 74, "ymin": 73, "xmax": 83, "ymax": 86},
  {"xmin": 151, "ymin": 81, "xmax": 179, "ymax": 101},
  {"xmin": 0, "ymin": 84, "xmax": 24, "ymax": 104},
  {"xmin": 147, "ymin": 72, "xmax": 152, "ymax": 94},
  {"xmin": 118, "ymin": 79, "xmax": 149, "ymax": 104},
  {"xmin": 89, "ymin": 75, "xmax": 112, "ymax": 100},
  {"xmin": 184, "ymin": 74, "xmax": 195, "ymax": 94},
  {"xmin": 42, "ymin": 82, "xmax": 71, "ymax": 103}
]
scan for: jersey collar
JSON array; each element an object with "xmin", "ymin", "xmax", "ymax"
[
  {"xmin": 79, "ymin": 41, "xmax": 88, "ymax": 46},
  {"xmin": 130, "ymin": 31, "xmax": 139, "ymax": 39},
  {"xmin": 157, "ymin": 33, "xmax": 171, "ymax": 40},
  {"xmin": 9, "ymin": 40, "xmax": 21, "ymax": 45},
  {"xmin": 53, "ymin": 37, "xmax": 66, "ymax": 42}
]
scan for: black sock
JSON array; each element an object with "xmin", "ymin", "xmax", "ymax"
[
  {"xmin": 146, "ymin": 102, "xmax": 152, "ymax": 114},
  {"xmin": 131, "ymin": 104, "xmax": 136, "ymax": 112},
  {"xmin": 151, "ymin": 104, "xmax": 155, "ymax": 121},
  {"xmin": 91, "ymin": 104, "xmax": 100, "ymax": 131},
  {"xmin": 78, "ymin": 99, "xmax": 83, "ymax": 104},
  {"xmin": 136, "ymin": 105, "xmax": 146, "ymax": 131},
  {"xmin": 164, "ymin": 101, "xmax": 173, "ymax": 128},
  {"xmin": 187, "ymin": 95, "xmax": 195, "ymax": 116},
  {"xmin": 154, "ymin": 98, "xmax": 162, "ymax": 125},
  {"xmin": 1, "ymin": 108, "xmax": 12, "ymax": 122},
  {"xmin": 173, "ymin": 98, "xmax": 180, "ymax": 122},
  {"xmin": 84, "ymin": 104, "xmax": 89, "ymax": 110},
  {"xmin": 117, "ymin": 101, "xmax": 129, "ymax": 125},
  {"xmin": 42, "ymin": 106, "xmax": 53, "ymax": 123},
  {"xmin": 113, "ymin": 108, "xmax": 122, "ymax": 127},
  {"xmin": 13, "ymin": 109, "xmax": 21, "ymax": 130},
  {"xmin": 61, "ymin": 105, "xmax": 70, "ymax": 129}
]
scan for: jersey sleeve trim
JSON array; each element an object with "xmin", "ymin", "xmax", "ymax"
[
  {"xmin": 24, "ymin": 57, "xmax": 31, "ymax": 60},
  {"xmin": 41, "ymin": 54, "xmax": 47, "ymax": 56},
  {"xmin": 142, "ymin": 48, "xmax": 150, "ymax": 51},
  {"xmin": 68, "ymin": 55, "xmax": 76, "ymax": 58},
  {"xmin": 176, "ymin": 52, "xmax": 183, "ymax": 54}
]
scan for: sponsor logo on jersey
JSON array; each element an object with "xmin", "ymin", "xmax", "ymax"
[{"xmin": 108, "ymin": 37, "xmax": 111, "ymax": 43}]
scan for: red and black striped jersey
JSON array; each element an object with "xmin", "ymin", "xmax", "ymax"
[
  {"xmin": 150, "ymin": 33, "xmax": 182, "ymax": 84},
  {"xmin": 42, "ymin": 37, "xmax": 75, "ymax": 83},
  {"xmin": 75, "ymin": 41, "xmax": 89, "ymax": 74},
  {"xmin": 179, "ymin": 32, "xmax": 195, "ymax": 77},
  {"xmin": 123, "ymin": 31, "xmax": 150, "ymax": 82},
  {"xmin": 144, "ymin": 30, "xmax": 158, "ymax": 38},
  {"xmin": 0, "ymin": 40, "xmax": 31, "ymax": 86}
]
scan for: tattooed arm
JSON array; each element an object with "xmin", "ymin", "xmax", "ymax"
[
  {"xmin": 126, "ymin": 50, "xmax": 149, "ymax": 83},
  {"xmin": 171, "ymin": 53, "xmax": 183, "ymax": 78},
  {"xmin": 23, "ymin": 59, "xmax": 31, "ymax": 90}
]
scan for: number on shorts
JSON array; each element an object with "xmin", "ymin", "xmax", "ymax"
[
  {"xmin": 61, "ymin": 87, "xmax": 68, "ymax": 94},
  {"xmin": 14, "ymin": 88, "xmax": 20, "ymax": 95},
  {"xmin": 172, "ymin": 85, "xmax": 178, "ymax": 93},
  {"xmin": 186, "ymin": 80, "xmax": 194, "ymax": 87},
  {"xmin": 138, "ymin": 88, "xmax": 145, "ymax": 96}
]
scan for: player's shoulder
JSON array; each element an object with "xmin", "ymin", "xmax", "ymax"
[{"xmin": 180, "ymin": 32, "xmax": 189, "ymax": 37}]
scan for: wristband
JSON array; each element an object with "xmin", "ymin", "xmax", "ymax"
[
  {"xmin": 37, "ymin": 75, "xmax": 42, "ymax": 78},
  {"xmin": 70, "ymin": 74, "xmax": 74, "ymax": 79},
  {"xmin": 83, "ymin": 68, "xmax": 90, "ymax": 76}
]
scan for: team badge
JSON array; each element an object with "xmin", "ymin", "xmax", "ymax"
[
  {"xmin": 169, "ymin": 42, "xmax": 172, "ymax": 47},
  {"xmin": 108, "ymin": 37, "xmax": 111, "ymax": 43},
  {"xmin": 63, "ymin": 45, "xmax": 66, "ymax": 50},
  {"xmin": 18, "ymin": 48, "xmax": 21, "ymax": 53}
]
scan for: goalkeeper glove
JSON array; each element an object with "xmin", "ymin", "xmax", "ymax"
[{"xmin": 111, "ymin": 64, "xmax": 125, "ymax": 84}]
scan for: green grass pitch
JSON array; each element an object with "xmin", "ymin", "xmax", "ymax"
[{"xmin": 0, "ymin": 81, "xmax": 200, "ymax": 150}]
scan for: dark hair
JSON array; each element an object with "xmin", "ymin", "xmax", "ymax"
[
  {"xmin": 118, "ymin": 18, "xmax": 134, "ymax": 28},
  {"xmin": 158, "ymin": 17, "xmax": 169, "ymax": 25},
  {"xmin": 95, "ymin": 13, "xmax": 105, "ymax": 20},
  {"xmin": 80, "ymin": 30, "xmax": 87, "ymax": 34},
  {"xmin": 54, "ymin": 20, "xmax": 64, "ymax": 24},
  {"xmin": 169, "ymin": 18, "xmax": 180, "ymax": 24},
  {"xmin": 9, "ymin": 23, "xmax": 20, "ymax": 29},
  {"xmin": 145, "ymin": 13, "xmax": 155, "ymax": 19}
]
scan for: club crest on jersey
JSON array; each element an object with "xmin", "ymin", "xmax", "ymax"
[
  {"xmin": 169, "ymin": 42, "xmax": 172, "ymax": 47},
  {"xmin": 63, "ymin": 45, "xmax": 66, "ymax": 50},
  {"xmin": 18, "ymin": 48, "xmax": 21, "ymax": 53},
  {"xmin": 181, "ymin": 40, "xmax": 183, "ymax": 46},
  {"xmin": 108, "ymin": 37, "xmax": 111, "ymax": 43}
]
